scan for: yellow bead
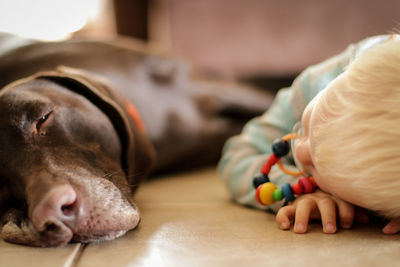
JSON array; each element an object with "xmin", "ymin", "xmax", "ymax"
[{"xmin": 259, "ymin": 182, "xmax": 277, "ymax": 205}]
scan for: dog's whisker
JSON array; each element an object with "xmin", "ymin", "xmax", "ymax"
[
  {"xmin": 124, "ymin": 172, "xmax": 146, "ymax": 188},
  {"xmin": 128, "ymin": 183, "xmax": 140, "ymax": 188},
  {"xmin": 125, "ymin": 172, "xmax": 145, "ymax": 180},
  {"xmin": 102, "ymin": 171, "xmax": 120, "ymax": 179}
]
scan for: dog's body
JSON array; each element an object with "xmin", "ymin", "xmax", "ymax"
[{"xmin": 0, "ymin": 33, "xmax": 273, "ymax": 247}]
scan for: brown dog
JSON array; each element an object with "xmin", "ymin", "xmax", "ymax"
[{"xmin": 0, "ymin": 33, "xmax": 273, "ymax": 247}]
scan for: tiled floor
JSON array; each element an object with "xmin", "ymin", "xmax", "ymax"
[{"xmin": 2, "ymin": 168, "xmax": 400, "ymax": 267}]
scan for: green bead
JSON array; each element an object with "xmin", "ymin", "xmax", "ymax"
[{"xmin": 273, "ymin": 188, "xmax": 284, "ymax": 201}]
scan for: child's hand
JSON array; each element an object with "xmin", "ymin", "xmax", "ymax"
[
  {"xmin": 275, "ymin": 189, "xmax": 369, "ymax": 234},
  {"xmin": 383, "ymin": 218, "xmax": 400, "ymax": 234}
]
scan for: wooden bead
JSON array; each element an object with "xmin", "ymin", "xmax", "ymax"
[
  {"xmin": 255, "ymin": 185, "xmax": 263, "ymax": 205},
  {"xmin": 267, "ymin": 154, "xmax": 279, "ymax": 166},
  {"xmin": 309, "ymin": 176, "xmax": 317, "ymax": 189},
  {"xmin": 282, "ymin": 183, "xmax": 294, "ymax": 201},
  {"xmin": 272, "ymin": 140, "xmax": 290, "ymax": 157},
  {"xmin": 291, "ymin": 183, "xmax": 303, "ymax": 195},
  {"xmin": 260, "ymin": 162, "xmax": 272, "ymax": 175},
  {"xmin": 256, "ymin": 182, "xmax": 277, "ymax": 205},
  {"xmin": 253, "ymin": 174, "xmax": 270, "ymax": 189},
  {"xmin": 273, "ymin": 188, "xmax": 284, "ymax": 201},
  {"xmin": 299, "ymin": 177, "xmax": 314, "ymax": 194}
]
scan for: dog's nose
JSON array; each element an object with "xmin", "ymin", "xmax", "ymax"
[{"xmin": 31, "ymin": 184, "xmax": 80, "ymax": 246}]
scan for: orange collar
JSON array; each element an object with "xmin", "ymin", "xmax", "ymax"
[{"xmin": 126, "ymin": 102, "xmax": 146, "ymax": 133}]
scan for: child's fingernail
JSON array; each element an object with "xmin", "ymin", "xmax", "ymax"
[
  {"xmin": 295, "ymin": 223, "xmax": 305, "ymax": 233},
  {"xmin": 383, "ymin": 225, "xmax": 390, "ymax": 232},
  {"xmin": 325, "ymin": 223, "xmax": 336, "ymax": 234},
  {"xmin": 342, "ymin": 223, "xmax": 351, "ymax": 229},
  {"xmin": 280, "ymin": 222, "xmax": 289, "ymax": 229},
  {"xmin": 383, "ymin": 224, "xmax": 395, "ymax": 234}
]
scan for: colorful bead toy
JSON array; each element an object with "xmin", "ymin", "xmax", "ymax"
[{"xmin": 253, "ymin": 133, "xmax": 317, "ymax": 205}]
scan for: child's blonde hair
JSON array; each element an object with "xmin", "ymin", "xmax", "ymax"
[{"xmin": 312, "ymin": 37, "xmax": 400, "ymax": 218}]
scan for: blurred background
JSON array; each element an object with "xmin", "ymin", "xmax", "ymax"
[{"xmin": 1, "ymin": 0, "xmax": 399, "ymax": 90}]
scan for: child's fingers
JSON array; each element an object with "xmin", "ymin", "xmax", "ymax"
[
  {"xmin": 335, "ymin": 198, "xmax": 355, "ymax": 229},
  {"xmin": 316, "ymin": 198, "xmax": 337, "ymax": 234},
  {"xmin": 382, "ymin": 219, "xmax": 400, "ymax": 234},
  {"xmin": 276, "ymin": 205, "xmax": 296, "ymax": 230},
  {"xmin": 294, "ymin": 198, "xmax": 315, "ymax": 234}
]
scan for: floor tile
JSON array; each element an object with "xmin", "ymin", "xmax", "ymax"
[{"xmin": 0, "ymin": 240, "xmax": 81, "ymax": 267}]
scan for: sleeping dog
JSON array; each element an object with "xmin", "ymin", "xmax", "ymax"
[{"xmin": 0, "ymin": 33, "xmax": 273, "ymax": 247}]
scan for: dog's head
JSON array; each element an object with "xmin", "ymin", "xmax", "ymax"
[{"xmin": 0, "ymin": 67, "xmax": 155, "ymax": 247}]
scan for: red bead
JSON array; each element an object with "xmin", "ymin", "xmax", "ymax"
[
  {"xmin": 260, "ymin": 162, "xmax": 272, "ymax": 175},
  {"xmin": 309, "ymin": 176, "xmax": 317, "ymax": 189},
  {"xmin": 255, "ymin": 185, "xmax": 263, "ymax": 205},
  {"xmin": 267, "ymin": 154, "xmax": 279, "ymax": 166},
  {"xmin": 299, "ymin": 177, "xmax": 314, "ymax": 194},
  {"xmin": 291, "ymin": 183, "xmax": 303, "ymax": 195}
]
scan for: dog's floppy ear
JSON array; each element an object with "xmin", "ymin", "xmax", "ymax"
[{"xmin": 34, "ymin": 66, "xmax": 156, "ymax": 191}]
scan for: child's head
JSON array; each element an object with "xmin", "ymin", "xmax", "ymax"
[{"xmin": 295, "ymin": 36, "xmax": 400, "ymax": 218}]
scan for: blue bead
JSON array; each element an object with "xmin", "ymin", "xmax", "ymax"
[
  {"xmin": 253, "ymin": 173, "xmax": 270, "ymax": 189},
  {"xmin": 282, "ymin": 183, "xmax": 294, "ymax": 201},
  {"xmin": 272, "ymin": 140, "xmax": 290, "ymax": 157}
]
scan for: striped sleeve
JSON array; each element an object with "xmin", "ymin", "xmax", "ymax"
[
  {"xmin": 218, "ymin": 87, "xmax": 301, "ymax": 212},
  {"xmin": 218, "ymin": 35, "xmax": 389, "ymax": 212}
]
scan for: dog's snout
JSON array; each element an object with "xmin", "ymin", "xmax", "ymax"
[{"xmin": 31, "ymin": 184, "xmax": 80, "ymax": 246}]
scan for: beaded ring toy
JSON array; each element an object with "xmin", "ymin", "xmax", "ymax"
[{"xmin": 253, "ymin": 133, "xmax": 317, "ymax": 205}]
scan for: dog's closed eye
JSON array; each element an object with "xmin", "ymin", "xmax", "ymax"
[{"xmin": 36, "ymin": 111, "xmax": 52, "ymax": 136}]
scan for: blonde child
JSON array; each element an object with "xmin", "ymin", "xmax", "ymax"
[{"xmin": 218, "ymin": 34, "xmax": 400, "ymax": 234}]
